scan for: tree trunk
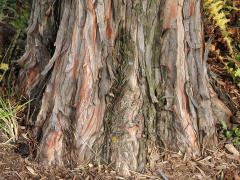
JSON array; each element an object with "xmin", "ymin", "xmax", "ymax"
[{"xmin": 18, "ymin": 0, "xmax": 223, "ymax": 176}]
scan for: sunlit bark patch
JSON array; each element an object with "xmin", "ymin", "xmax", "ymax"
[
  {"xmin": 44, "ymin": 131, "xmax": 63, "ymax": 165},
  {"xmin": 105, "ymin": 0, "xmax": 113, "ymax": 39},
  {"xmin": 163, "ymin": 0, "xmax": 177, "ymax": 29},
  {"xmin": 189, "ymin": 0, "xmax": 196, "ymax": 16}
]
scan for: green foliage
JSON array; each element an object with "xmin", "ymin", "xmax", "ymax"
[
  {"xmin": 0, "ymin": 96, "xmax": 28, "ymax": 144},
  {"xmin": 204, "ymin": 0, "xmax": 240, "ymax": 87},
  {"xmin": 0, "ymin": 0, "xmax": 29, "ymax": 28},
  {"xmin": 0, "ymin": 0, "xmax": 15, "ymax": 22},
  {"xmin": 204, "ymin": 0, "xmax": 233, "ymax": 53},
  {"xmin": 0, "ymin": 2, "xmax": 30, "ymax": 144},
  {"xmin": 0, "ymin": 63, "xmax": 9, "ymax": 82},
  {"xmin": 234, "ymin": 68, "xmax": 240, "ymax": 78},
  {"xmin": 0, "ymin": 0, "xmax": 30, "ymax": 93},
  {"xmin": 220, "ymin": 120, "xmax": 240, "ymax": 146}
]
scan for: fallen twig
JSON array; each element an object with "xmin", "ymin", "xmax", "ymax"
[{"xmin": 156, "ymin": 169, "xmax": 169, "ymax": 180}]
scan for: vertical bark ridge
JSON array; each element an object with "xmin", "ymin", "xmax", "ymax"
[
  {"xmin": 31, "ymin": 0, "xmax": 118, "ymax": 165},
  {"xmin": 157, "ymin": 0, "xmax": 216, "ymax": 157},
  {"xmin": 106, "ymin": 0, "xmax": 162, "ymax": 175},
  {"xmin": 108, "ymin": 22, "xmax": 143, "ymax": 176},
  {"xmin": 17, "ymin": 0, "xmax": 61, "ymax": 124}
]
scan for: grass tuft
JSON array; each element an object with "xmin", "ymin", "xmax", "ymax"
[{"xmin": 0, "ymin": 96, "xmax": 27, "ymax": 144}]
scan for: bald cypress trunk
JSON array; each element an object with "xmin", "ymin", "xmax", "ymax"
[{"xmin": 18, "ymin": 0, "xmax": 226, "ymax": 176}]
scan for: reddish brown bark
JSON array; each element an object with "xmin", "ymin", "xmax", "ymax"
[{"xmin": 18, "ymin": 0, "xmax": 227, "ymax": 176}]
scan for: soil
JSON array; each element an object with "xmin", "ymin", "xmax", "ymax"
[{"xmin": 0, "ymin": 138, "xmax": 240, "ymax": 179}]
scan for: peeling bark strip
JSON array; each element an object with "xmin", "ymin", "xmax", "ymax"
[{"xmin": 19, "ymin": 0, "xmax": 220, "ymax": 176}]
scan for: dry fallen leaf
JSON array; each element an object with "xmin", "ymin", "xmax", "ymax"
[
  {"xmin": 225, "ymin": 144, "xmax": 240, "ymax": 157},
  {"xmin": 26, "ymin": 166, "xmax": 38, "ymax": 176}
]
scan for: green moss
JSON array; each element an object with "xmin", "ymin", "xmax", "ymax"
[
  {"xmin": 115, "ymin": 31, "xmax": 135, "ymax": 87},
  {"xmin": 0, "ymin": 0, "xmax": 30, "ymax": 61},
  {"xmin": 133, "ymin": 2, "xmax": 143, "ymax": 16}
]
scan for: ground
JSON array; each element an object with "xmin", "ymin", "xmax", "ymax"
[{"xmin": 0, "ymin": 140, "xmax": 240, "ymax": 179}]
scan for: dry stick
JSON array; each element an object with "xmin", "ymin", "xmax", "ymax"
[
  {"xmin": 156, "ymin": 169, "xmax": 169, "ymax": 180},
  {"xmin": 128, "ymin": 170, "xmax": 159, "ymax": 179},
  {"xmin": 158, "ymin": 146, "xmax": 182, "ymax": 156},
  {"xmin": 195, "ymin": 166, "xmax": 206, "ymax": 177}
]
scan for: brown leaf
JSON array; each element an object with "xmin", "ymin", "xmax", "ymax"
[{"xmin": 225, "ymin": 144, "xmax": 240, "ymax": 157}]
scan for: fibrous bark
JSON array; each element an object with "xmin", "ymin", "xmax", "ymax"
[{"xmin": 18, "ymin": 0, "xmax": 223, "ymax": 176}]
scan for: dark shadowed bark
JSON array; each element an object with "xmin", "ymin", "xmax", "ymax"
[{"xmin": 18, "ymin": 0, "xmax": 227, "ymax": 176}]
